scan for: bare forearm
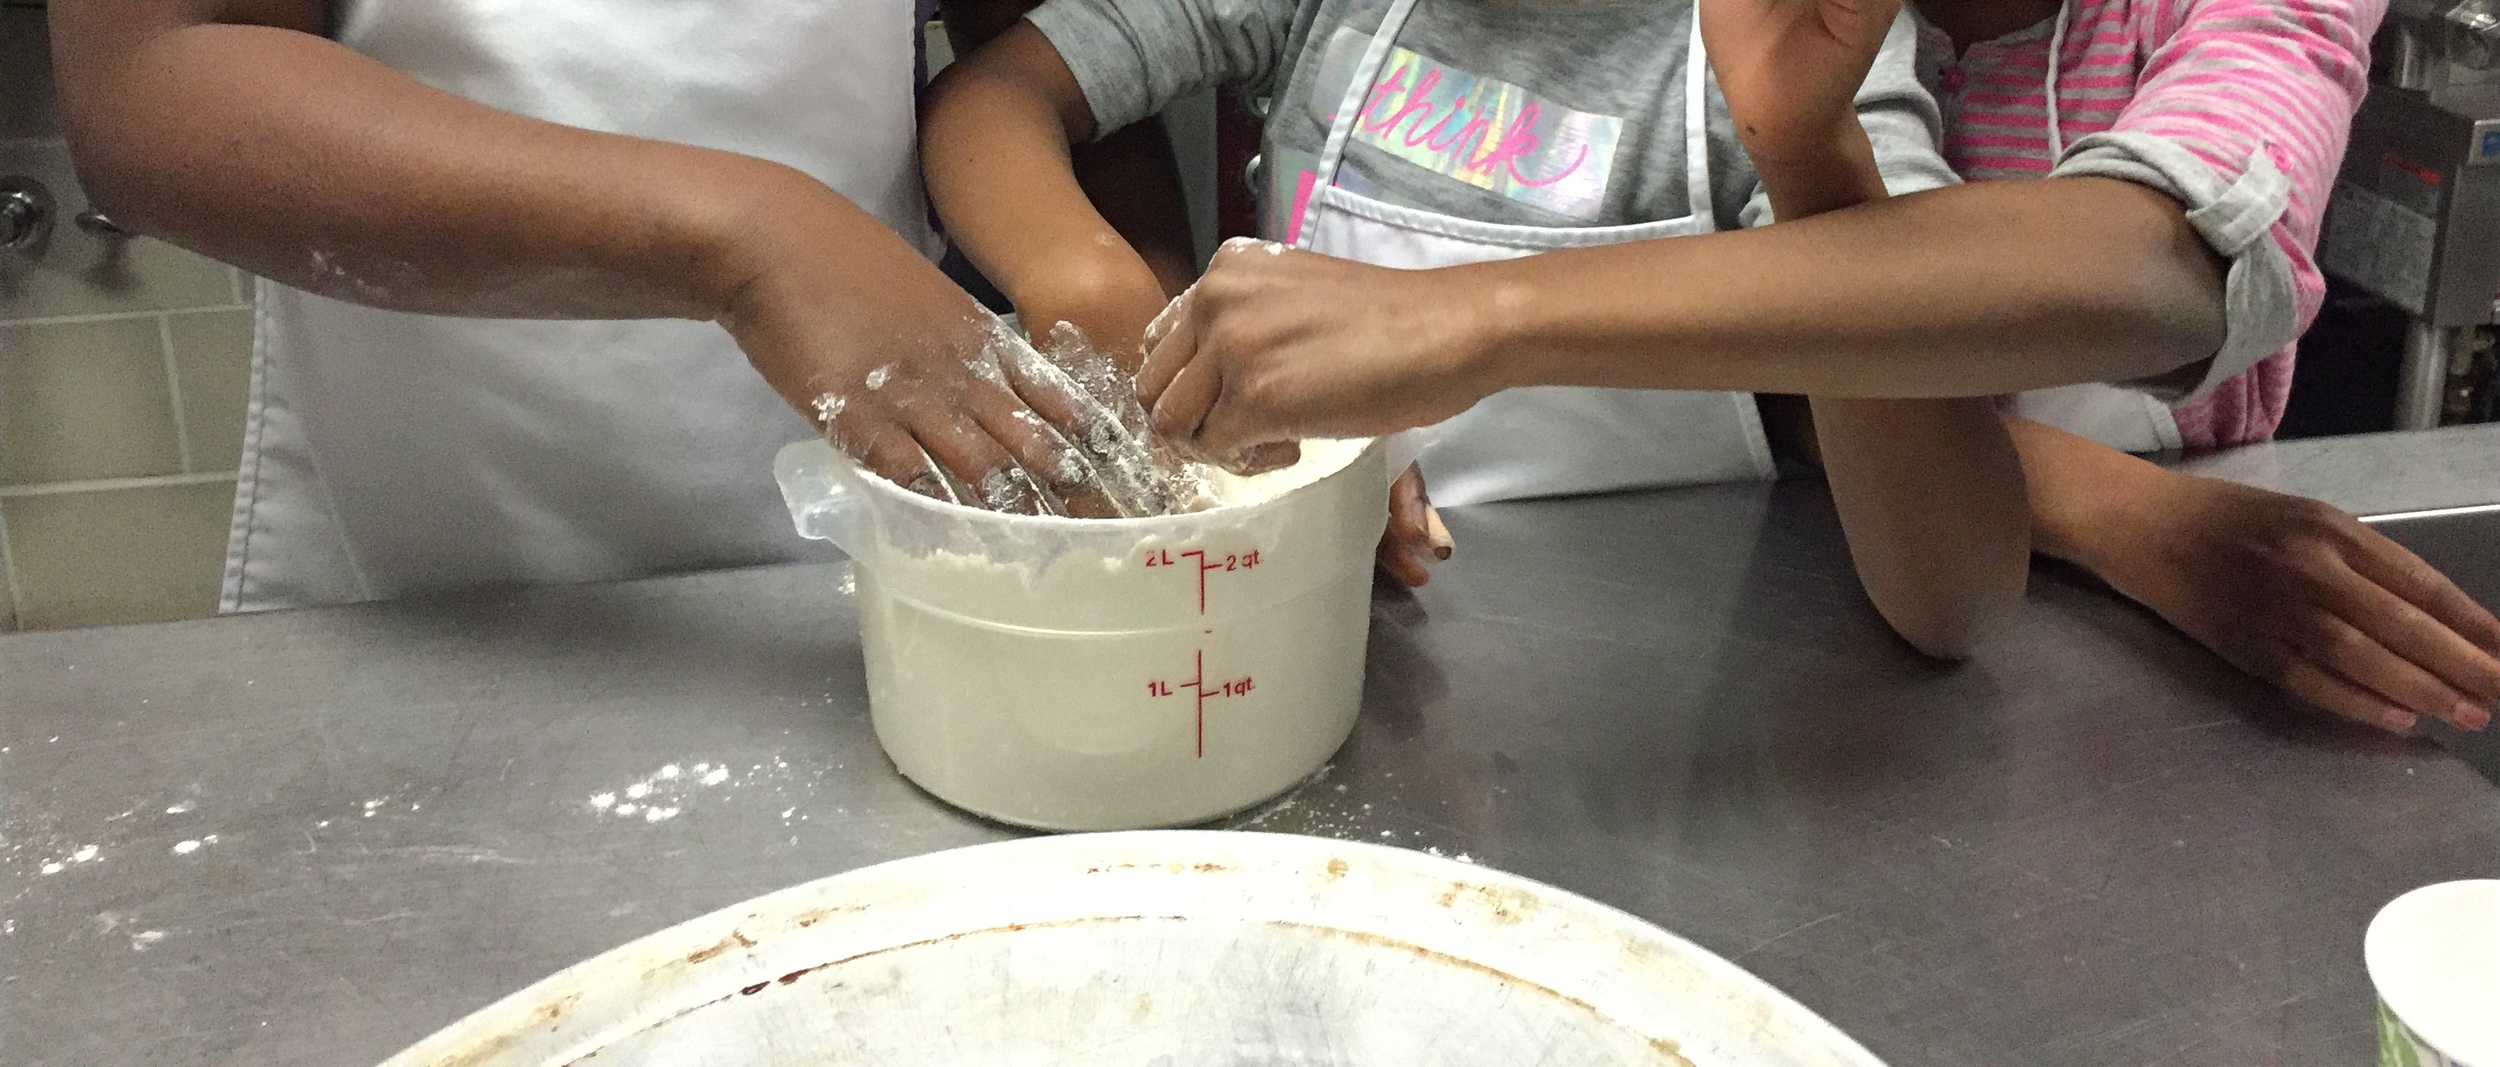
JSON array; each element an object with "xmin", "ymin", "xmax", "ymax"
[
  {"xmin": 1471, "ymin": 177, "xmax": 2227, "ymax": 397},
  {"xmin": 1752, "ymin": 131, "xmax": 2030, "ymax": 657},
  {"xmin": 53, "ymin": 17, "xmax": 837, "ymax": 320},
  {"xmin": 1753, "ymin": 129, "xmax": 1890, "ymax": 223},
  {"xmin": 1817, "ymin": 398, "xmax": 2030, "ymax": 656},
  {"xmin": 926, "ymin": 58, "xmax": 1145, "ymax": 303},
  {"xmin": 938, "ymin": 2, "xmax": 1195, "ymax": 299},
  {"xmin": 1079, "ymin": 123, "xmax": 1200, "ymax": 298},
  {"xmin": 2008, "ymin": 416, "xmax": 2171, "ymax": 576},
  {"xmin": 923, "ymin": 24, "xmax": 1167, "ymax": 356}
]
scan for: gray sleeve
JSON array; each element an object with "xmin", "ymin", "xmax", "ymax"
[
  {"xmin": 2053, "ymin": 132, "xmax": 2299, "ymax": 403},
  {"xmin": 1025, "ymin": 0, "xmax": 1297, "ymax": 138},
  {"xmin": 1739, "ymin": 9, "xmax": 1960, "ymax": 229}
]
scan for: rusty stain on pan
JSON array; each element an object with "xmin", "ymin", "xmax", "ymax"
[
  {"xmin": 1432, "ymin": 880, "xmax": 1542, "ymax": 925},
  {"xmin": 570, "ymin": 915, "xmax": 1697, "ymax": 1067},
  {"xmin": 682, "ymin": 930, "xmax": 754, "ymax": 965}
]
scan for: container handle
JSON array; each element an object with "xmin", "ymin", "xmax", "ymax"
[{"xmin": 773, "ymin": 439, "xmax": 864, "ymax": 553}]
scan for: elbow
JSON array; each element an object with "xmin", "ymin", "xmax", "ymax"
[
  {"xmin": 1855, "ymin": 523, "xmax": 2032, "ymax": 661},
  {"xmin": 1876, "ymin": 584, "xmax": 2025, "ymax": 661},
  {"xmin": 52, "ymin": 55, "xmax": 173, "ymax": 234},
  {"xmin": 1817, "ymin": 397, "xmax": 2033, "ymax": 659},
  {"xmin": 59, "ymin": 127, "xmax": 150, "ymax": 229},
  {"xmin": 2097, "ymin": 262, "xmax": 2228, "ymax": 385},
  {"xmin": 2066, "ymin": 181, "xmax": 2231, "ymax": 383}
]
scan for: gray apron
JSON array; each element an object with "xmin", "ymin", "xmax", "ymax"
[{"xmin": 1278, "ymin": 0, "xmax": 1776, "ymax": 507}]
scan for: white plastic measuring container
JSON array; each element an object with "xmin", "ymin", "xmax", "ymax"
[{"xmin": 775, "ymin": 438, "xmax": 1389, "ymax": 831}]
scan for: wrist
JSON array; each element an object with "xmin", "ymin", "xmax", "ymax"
[
  {"xmin": 1006, "ymin": 248, "xmax": 1161, "ymax": 323},
  {"xmin": 1740, "ymin": 119, "xmax": 1876, "ymax": 173},
  {"xmin": 1750, "ymin": 126, "xmax": 1887, "ymax": 220},
  {"xmin": 1011, "ymin": 243, "xmax": 1164, "ymax": 318},
  {"xmin": 2034, "ymin": 445, "xmax": 2179, "ymax": 580},
  {"xmin": 696, "ymin": 157, "xmax": 851, "ymax": 322},
  {"xmin": 707, "ymin": 163, "xmax": 988, "ymax": 409},
  {"xmin": 1461, "ymin": 265, "xmax": 1546, "ymax": 394}
]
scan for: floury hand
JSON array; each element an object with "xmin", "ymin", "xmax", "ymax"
[{"xmin": 804, "ymin": 311, "xmax": 1173, "ymax": 518}]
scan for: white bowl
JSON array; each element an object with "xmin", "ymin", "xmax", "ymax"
[{"xmin": 380, "ymin": 832, "xmax": 1890, "ymax": 1067}]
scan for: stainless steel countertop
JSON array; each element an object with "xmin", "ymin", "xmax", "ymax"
[
  {"xmin": 6, "ymin": 426, "xmax": 2498, "ymax": 1067},
  {"xmin": 2174, "ymin": 423, "xmax": 2500, "ymax": 515}
]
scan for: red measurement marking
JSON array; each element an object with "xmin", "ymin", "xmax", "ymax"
[
  {"xmin": 1143, "ymin": 547, "xmax": 1264, "ymax": 614},
  {"xmin": 1147, "ymin": 649, "xmax": 1254, "ymax": 758}
]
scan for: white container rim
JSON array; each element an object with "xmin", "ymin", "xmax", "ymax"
[
  {"xmin": 2365, "ymin": 878, "xmax": 2500, "ymax": 1067},
  {"xmin": 823, "ymin": 436, "xmax": 1385, "ymax": 534}
]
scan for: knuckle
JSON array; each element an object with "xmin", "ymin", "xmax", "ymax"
[
  {"xmin": 2260, "ymin": 535, "xmax": 2342, "ymax": 582},
  {"xmin": 2234, "ymin": 634, "xmax": 2292, "ymax": 674},
  {"xmin": 2318, "ymin": 625, "xmax": 2374, "ymax": 665},
  {"xmin": 1198, "ymin": 269, "xmax": 1249, "ymax": 302},
  {"xmin": 2282, "ymin": 613, "xmax": 2351, "ymax": 660},
  {"xmin": 1205, "ymin": 320, "xmax": 1260, "ymax": 361},
  {"xmin": 1232, "ymin": 368, "xmax": 1289, "ymax": 414},
  {"xmin": 2389, "ymin": 555, "xmax": 2446, "ymax": 597},
  {"xmin": 2289, "ymin": 497, "xmax": 2361, "ymax": 542}
]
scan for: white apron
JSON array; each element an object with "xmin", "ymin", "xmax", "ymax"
[
  {"xmin": 225, "ymin": 0, "xmax": 934, "ymax": 611},
  {"xmin": 1281, "ymin": 0, "xmax": 1775, "ymax": 507},
  {"xmin": 2001, "ymin": 0, "xmax": 2181, "ymax": 453}
]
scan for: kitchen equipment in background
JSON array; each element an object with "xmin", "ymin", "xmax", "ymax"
[
  {"xmin": 1, "ymin": 175, "xmax": 53, "ymax": 253},
  {"xmin": 376, "ymin": 831, "xmax": 1893, "ymax": 1067},
  {"xmin": 2320, "ymin": 4, "xmax": 2500, "ymax": 429},
  {"xmin": 776, "ymin": 438, "xmax": 1389, "ymax": 831}
]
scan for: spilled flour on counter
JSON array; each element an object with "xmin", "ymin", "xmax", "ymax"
[
  {"xmin": 585, "ymin": 761, "xmax": 745, "ymax": 823},
  {"xmin": 36, "ymin": 844, "xmax": 102, "ymax": 876}
]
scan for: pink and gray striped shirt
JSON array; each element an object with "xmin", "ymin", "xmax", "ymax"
[{"xmin": 1920, "ymin": 0, "xmax": 2384, "ymax": 448}]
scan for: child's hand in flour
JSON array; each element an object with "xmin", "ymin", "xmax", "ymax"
[{"xmin": 773, "ymin": 306, "xmax": 1166, "ymax": 518}]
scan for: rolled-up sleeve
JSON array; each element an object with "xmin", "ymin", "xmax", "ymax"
[
  {"xmin": 1026, "ymin": 0, "xmax": 1296, "ymax": 138},
  {"xmin": 2051, "ymin": 0, "xmax": 2383, "ymax": 402}
]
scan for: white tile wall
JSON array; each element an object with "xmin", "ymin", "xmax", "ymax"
[{"xmin": 2, "ymin": 12, "xmax": 257, "ymax": 630}]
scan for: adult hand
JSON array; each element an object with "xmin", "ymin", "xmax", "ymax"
[
  {"xmin": 2097, "ymin": 473, "xmax": 2500, "ymax": 734},
  {"xmin": 1697, "ymin": 0, "xmax": 1903, "ymax": 170},
  {"xmin": 1139, "ymin": 239, "xmax": 1500, "ymax": 472}
]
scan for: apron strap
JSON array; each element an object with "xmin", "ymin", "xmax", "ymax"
[
  {"xmin": 2044, "ymin": 0, "xmax": 2072, "ymax": 161},
  {"xmin": 1683, "ymin": 8, "xmax": 1716, "ymax": 231},
  {"xmin": 1313, "ymin": 0, "xmax": 1426, "ymax": 190}
]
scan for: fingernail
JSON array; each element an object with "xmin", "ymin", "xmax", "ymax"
[
  {"xmin": 2456, "ymin": 701, "xmax": 2493, "ymax": 732},
  {"xmin": 904, "ymin": 474, "xmax": 948, "ymax": 501},
  {"xmin": 1425, "ymin": 509, "xmax": 1454, "ymax": 560},
  {"xmin": 2382, "ymin": 709, "xmax": 2420, "ymax": 733}
]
